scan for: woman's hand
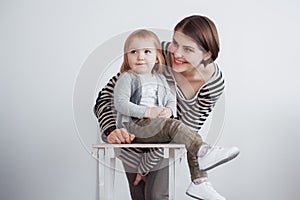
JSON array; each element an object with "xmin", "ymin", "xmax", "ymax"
[
  {"xmin": 107, "ymin": 128, "xmax": 135, "ymax": 144},
  {"xmin": 158, "ymin": 107, "xmax": 172, "ymax": 118},
  {"xmin": 133, "ymin": 173, "xmax": 146, "ymax": 186}
]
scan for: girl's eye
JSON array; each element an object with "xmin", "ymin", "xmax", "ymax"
[
  {"xmin": 145, "ymin": 49, "xmax": 152, "ymax": 54},
  {"xmin": 130, "ymin": 50, "xmax": 137, "ymax": 54}
]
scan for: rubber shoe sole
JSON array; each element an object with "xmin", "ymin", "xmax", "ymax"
[
  {"xmin": 186, "ymin": 192, "xmax": 205, "ymax": 200},
  {"xmin": 201, "ymin": 149, "xmax": 240, "ymax": 171}
]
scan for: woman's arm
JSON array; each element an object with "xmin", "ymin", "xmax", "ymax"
[
  {"xmin": 197, "ymin": 67, "xmax": 225, "ymax": 129},
  {"xmin": 137, "ymin": 148, "xmax": 164, "ymax": 176},
  {"xmin": 93, "ymin": 73, "xmax": 136, "ymax": 143},
  {"xmin": 94, "ymin": 73, "xmax": 120, "ymax": 137}
]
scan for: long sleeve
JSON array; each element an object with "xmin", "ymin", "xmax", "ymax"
[
  {"xmin": 94, "ymin": 72, "xmax": 164, "ymax": 174},
  {"xmin": 158, "ymin": 74, "xmax": 176, "ymax": 115},
  {"xmin": 137, "ymin": 148, "xmax": 164, "ymax": 176},
  {"xmin": 93, "ymin": 73, "xmax": 120, "ymax": 137},
  {"xmin": 119, "ymin": 147, "xmax": 164, "ymax": 176},
  {"xmin": 114, "ymin": 72, "xmax": 147, "ymax": 119},
  {"xmin": 196, "ymin": 66, "xmax": 225, "ymax": 129},
  {"xmin": 114, "ymin": 73, "xmax": 165, "ymax": 174}
]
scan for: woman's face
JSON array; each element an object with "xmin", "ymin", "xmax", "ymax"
[{"xmin": 169, "ymin": 31, "xmax": 209, "ymax": 73}]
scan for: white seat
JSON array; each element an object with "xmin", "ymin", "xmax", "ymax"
[{"xmin": 92, "ymin": 143, "xmax": 185, "ymax": 200}]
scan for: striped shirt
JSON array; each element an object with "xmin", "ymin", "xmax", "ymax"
[{"xmin": 93, "ymin": 42, "xmax": 225, "ymax": 174}]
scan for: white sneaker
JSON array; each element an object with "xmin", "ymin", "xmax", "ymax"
[
  {"xmin": 186, "ymin": 181, "xmax": 226, "ymax": 200},
  {"xmin": 199, "ymin": 145, "xmax": 240, "ymax": 171}
]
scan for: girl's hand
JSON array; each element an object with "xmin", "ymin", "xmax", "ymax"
[
  {"xmin": 158, "ymin": 107, "xmax": 172, "ymax": 118},
  {"xmin": 144, "ymin": 107, "xmax": 164, "ymax": 118}
]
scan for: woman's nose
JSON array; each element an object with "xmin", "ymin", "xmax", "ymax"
[
  {"xmin": 171, "ymin": 45, "xmax": 183, "ymax": 58},
  {"xmin": 173, "ymin": 48, "xmax": 183, "ymax": 58}
]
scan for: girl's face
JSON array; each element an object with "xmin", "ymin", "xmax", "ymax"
[
  {"xmin": 126, "ymin": 38, "xmax": 157, "ymax": 75},
  {"xmin": 169, "ymin": 31, "xmax": 210, "ymax": 73}
]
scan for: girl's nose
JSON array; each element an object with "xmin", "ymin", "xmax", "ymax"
[{"xmin": 137, "ymin": 52, "xmax": 145, "ymax": 60}]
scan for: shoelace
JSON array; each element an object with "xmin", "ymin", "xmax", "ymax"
[
  {"xmin": 199, "ymin": 145, "xmax": 224, "ymax": 158},
  {"xmin": 209, "ymin": 145, "xmax": 224, "ymax": 150},
  {"xmin": 204, "ymin": 181, "xmax": 218, "ymax": 193}
]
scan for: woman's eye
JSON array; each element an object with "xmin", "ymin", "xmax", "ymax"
[
  {"xmin": 184, "ymin": 48, "xmax": 193, "ymax": 52},
  {"xmin": 172, "ymin": 40, "xmax": 178, "ymax": 47}
]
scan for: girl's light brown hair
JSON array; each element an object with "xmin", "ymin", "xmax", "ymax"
[
  {"xmin": 174, "ymin": 15, "xmax": 220, "ymax": 66},
  {"xmin": 120, "ymin": 29, "xmax": 165, "ymax": 73}
]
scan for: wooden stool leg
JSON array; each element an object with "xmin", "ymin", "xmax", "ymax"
[
  {"xmin": 169, "ymin": 148, "xmax": 175, "ymax": 200},
  {"xmin": 93, "ymin": 144, "xmax": 185, "ymax": 200},
  {"xmin": 106, "ymin": 147, "xmax": 116, "ymax": 200},
  {"xmin": 97, "ymin": 148, "xmax": 105, "ymax": 200}
]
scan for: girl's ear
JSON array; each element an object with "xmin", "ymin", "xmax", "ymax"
[{"xmin": 156, "ymin": 58, "xmax": 159, "ymax": 63}]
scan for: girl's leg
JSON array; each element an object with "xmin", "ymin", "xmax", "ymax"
[
  {"xmin": 131, "ymin": 118, "xmax": 202, "ymax": 155},
  {"xmin": 130, "ymin": 118, "xmax": 203, "ymax": 180},
  {"xmin": 187, "ymin": 151, "xmax": 208, "ymax": 180}
]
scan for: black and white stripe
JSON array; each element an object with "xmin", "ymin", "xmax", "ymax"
[{"xmin": 93, "ymin": 42, "xmax": 225, "ymax": 174}]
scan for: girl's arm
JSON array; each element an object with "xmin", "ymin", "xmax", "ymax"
[{"xmin": 114, "ymin": 73, "xmax": 147, "ymax": 118}]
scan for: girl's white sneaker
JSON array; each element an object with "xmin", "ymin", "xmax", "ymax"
[{"xmin": 198, "ymin": 145, "xmax": 240, "ymax": 171}]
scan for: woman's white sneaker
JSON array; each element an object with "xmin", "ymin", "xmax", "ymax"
[
  {"xmin": 198, "ymin": 145, "xmax": 240, "ymax": 171},
  {"xmin": 186, "ymin": 180, "xmax": 226, "ymax": 200}
]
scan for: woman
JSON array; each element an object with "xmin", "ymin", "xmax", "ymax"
[{"xmin": 94, "ymin": 15, "xmax": 239, "ymax": 200}]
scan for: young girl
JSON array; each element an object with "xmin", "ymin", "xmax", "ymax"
[{"xmin": 113, "ymin": 29, "xmax": 239, "ymax": 200}]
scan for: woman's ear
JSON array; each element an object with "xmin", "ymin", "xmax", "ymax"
[{"xmin": 204, "ymin": 51, "xmax": 212, "ymax": 61}]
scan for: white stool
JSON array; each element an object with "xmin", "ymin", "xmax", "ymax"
[{"xmin": 92, "ymin": 143, "xmax": 185, "ymax": 200}]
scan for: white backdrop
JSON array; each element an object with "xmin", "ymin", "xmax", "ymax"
[{"xmin": 1, "ymin": 0, "xmax": 300, "ymax": 199}]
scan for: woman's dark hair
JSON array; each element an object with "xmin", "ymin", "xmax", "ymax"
[{"xmin": 174, "ymin": 15, "xmax": 220, "ymax": 65}]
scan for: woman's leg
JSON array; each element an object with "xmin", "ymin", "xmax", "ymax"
[
  {"xmin": 122, "ymin": 158, "xmax": 169, "ymax": 200},
  {"xmin": 122, "ymin": 162, "xmax": 145, "ymax": 200},
  {"xmin": 144, "ymin": 158, "xmax": 169, "ymax": 200}
]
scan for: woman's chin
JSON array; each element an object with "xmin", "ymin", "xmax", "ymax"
[{"xmin": 171, "ymin": 64, "xmax": 185, "ymax": 73}]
